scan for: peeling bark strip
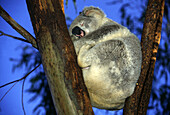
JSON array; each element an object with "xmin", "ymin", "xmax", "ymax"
[
  {"xmin": 123, "ymin": 0, "xmax": 165, "ymax": 115},
  {"xmin": 59, "ymin": 0, "xmax": 64, "ymax": 13},
  {"xmin": 26, "ymin": 0, "xmax": 94, "ymax": 115}
]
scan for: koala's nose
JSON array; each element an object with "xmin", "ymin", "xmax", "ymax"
[
  {"xmin": 72, "ymin": 26, "xmax": 81, "ymax": 35},
  {"xmin": 72, "ymin": 26, "xmax": 85, "ymax": 38}
]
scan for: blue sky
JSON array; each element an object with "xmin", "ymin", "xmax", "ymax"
[{"xmin": 0, "ymin": 0, "xmax": 143, "ymax": 115}]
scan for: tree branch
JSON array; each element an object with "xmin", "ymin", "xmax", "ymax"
[
  {"xmin": 22, "ymin": 78, "xmax": 26, "ymax": 115},
  {"xmin": 0, "ymin": 31, "xmax": 30, "ymax": 44},
  {"xmin": 26, "ymin": 0, "xmax": 94, "ymax": 114},
  {"xmin": 0, "ymin": 82, "xmax": 17, "ymax": 102},
  {"xmin": 0, "ymin": 64, "xmax": 41, "ymax": 88},
  {"xmin": 123, "ymin": 0, "xmax": 165, "ymax": 114},
  {"xmin": 0, "ymin": 5, "xmax": 38, "ymax": 49}
]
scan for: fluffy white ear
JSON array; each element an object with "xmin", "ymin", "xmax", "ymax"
[{"xmin": 83, "ymin": 6, "xmax": 105, "ymax": 18}]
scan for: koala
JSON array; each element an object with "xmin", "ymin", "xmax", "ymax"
[{"xmin": 69, "ymin": 6, "xmax": 142, "ymax": 110}]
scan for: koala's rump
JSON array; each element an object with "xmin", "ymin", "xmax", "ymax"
[{"xmin": 81, "ymin": 40, "xmax": 132, "ymax": 109}]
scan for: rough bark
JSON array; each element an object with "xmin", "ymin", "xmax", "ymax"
[
  {"xmin": 123, "ymin": 0, "xmax": 165, "ymax": 115},
  {"xmin": 26, "ymin": 0, "xmax": 94, "ymax": 115}
]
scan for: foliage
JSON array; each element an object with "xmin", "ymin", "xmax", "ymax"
[
  {"xmin": 27, "ymin": 71, "xmax": 56, "ymax": 114},
  {"xmin": 11, "ymin": 45, "xmax": 56, "ymax": 114}
]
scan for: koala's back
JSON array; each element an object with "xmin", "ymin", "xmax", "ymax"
[{"xmin": 82, "ymin": 33, "xmax": 141, "ymax": 109}]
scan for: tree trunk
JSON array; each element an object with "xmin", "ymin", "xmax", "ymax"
[
  {"xmin": 26, "ymin": 0, "xmax": 94, "ymax": 115},
  {"xmin": 123, "ymin": 0, "xmax": 165, "ymax": 114}
]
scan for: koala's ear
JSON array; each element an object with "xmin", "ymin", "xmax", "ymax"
[{"xmin": 83, "ymin": 6, "xmax": 105, "ymax": 18}]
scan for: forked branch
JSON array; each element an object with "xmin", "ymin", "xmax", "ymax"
[
  {"xmin": 0, "ymin": 63, "xmax": 41, "ymax": 88},
  {"xmin": 0, "ymin": 31, "xmax": 30, "ymax": 44},
  {"xmin": 0, "ymin": 5, "xmax": 38, "ymax": 49},
  {"xmin": 0, "ymin": 64, "xmax": 41, "ymax": 115},
  {"xmin": 0, "ymin": 82, "xmax": 17, "ymax": 102}
]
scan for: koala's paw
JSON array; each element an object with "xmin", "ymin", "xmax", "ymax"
[
  {"xmin": 81, "ymin": 44, "xmax": 94, "ymax": 51},
  {"xmin": 78, "ymin": 44, "xmax": 95, "ymax": 56},
  {"xmin": 77, "ymin": 44, "xmax": 93, "ymax": 68}
]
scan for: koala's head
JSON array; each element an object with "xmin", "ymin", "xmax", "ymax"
[{"xmin": 69, "ymin": 6, "xmax": 105, "ymax": 40}]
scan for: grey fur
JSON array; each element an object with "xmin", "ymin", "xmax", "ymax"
[{"xmin": 69, "ymin": 6, "xmax": 142, "ymax": 110}]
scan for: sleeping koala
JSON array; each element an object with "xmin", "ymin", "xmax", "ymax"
[{"xmin": 69, "ymin": 6, "xmax": 142, "ymax": 110}]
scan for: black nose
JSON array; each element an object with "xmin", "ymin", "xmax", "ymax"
[{"xmin": 72, "ymin": 26, "xmax": 82, "ymax": 36}]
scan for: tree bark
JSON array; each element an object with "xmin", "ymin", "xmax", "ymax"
[
  {"xmin": 26, "ymin": 0, "xmax": 94, "ymax": 115},
  {"xmin": 123, "ymin": 0, "xmax": 165, "ymax": 114}
]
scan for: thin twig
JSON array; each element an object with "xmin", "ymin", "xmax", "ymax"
[
  {"xmin": 0, "ymin": 31, "xmax": 31, "ymax": 44},
  {"xmin": 0, "ymin": 63, "xmax": 41, "ymax": 88},
  {"xmin": 0, "ymin": 82, "xmax": 17, "ymax": 102},
  {"xmin": 22, "ymin": 78, "xmax": 26, "ymax": 115},
  {"xmin": 0, "ymin": 5, "xmax": 38, "ymax": 49}
]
